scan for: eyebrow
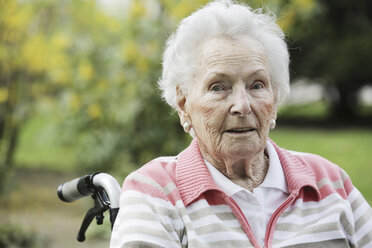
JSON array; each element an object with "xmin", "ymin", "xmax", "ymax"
[{"xmin": 205, "ymin": 68, "xmax": 269, "ymax": 82}]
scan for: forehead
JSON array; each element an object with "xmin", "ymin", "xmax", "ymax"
[{"xmin": 197, "ymin": 36, "xmax": 269, "ymax": 76}]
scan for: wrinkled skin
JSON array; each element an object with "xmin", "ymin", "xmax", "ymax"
[{"xmin": 177, "ymin": 37, "xmax": 277, "ymax": 191}]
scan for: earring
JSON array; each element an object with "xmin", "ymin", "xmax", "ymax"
[
  {"xmin": 183, "ymin": 122, "xmax": 191, "ymax": 133},
  {"xmin": 270, "ymin": 119, "xmax": 276, "ymax": 129}
]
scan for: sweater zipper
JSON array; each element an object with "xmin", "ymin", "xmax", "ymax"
[
  {"xmin": 264, "ymin": 192, "xmax": 298, "ymax": 248},
  {"xmin": 224, "ymin": 195, "xmax": 262, "ymax": 248}
]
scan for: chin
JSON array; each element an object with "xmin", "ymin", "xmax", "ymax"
[
  {"xmin": 225, "ymin": 140, "xmax": 264, "ymax": 157},
  {"xmin": 225, "ymin": 146, "xmax": 256, "ymax": 159}
]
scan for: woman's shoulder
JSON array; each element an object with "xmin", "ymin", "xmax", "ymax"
[
  {"xmin": 282, "ymin": 148, "xmax": 355, "ymax": 198},
  {"xmin": 137, "ymin": 155, "xmax": 179, "ymax": 176},
  {"xmin": 125, "ymin": 155, "xmax": 179, "ymax": 182},
  {"xmin": 285, "ymin": 149, "xmax": 351, "ymax": 188},
  {"xmin": 287, "ymin": 149, "xmax": 340, "ymax": 172},
  {"xmin": 123, "ymin": 156, "xmax": 179, "ymax": 192},
  {"xmin": 271, "ymin": 140, "xmax": 343, "ymax": 177},
  {"xmin": 120, "ymin": 155, "xmax": 183, "ymax": 205}
]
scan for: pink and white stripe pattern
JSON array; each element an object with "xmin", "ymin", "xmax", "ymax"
[{"xmin": 110, "ymin": 139, "xmax": 372, "ymax": 248}]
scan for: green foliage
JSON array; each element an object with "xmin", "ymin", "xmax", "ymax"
[
  {"xmin": 0, "ymin": 0, "xmax": 206, "ymax": 179},
  {"xmin": 2, "ymin": 0, "xmax": 371, "ymax": 185},
  {"xmin": 53, "ymin": 0, "xmax": 198, "ymax": 173},
  {"xmin": 287, "ymin": 0, "xmax": 372, "ymax": 117},
  {"xmin": 0, "ymin": 224, "xmax": 46, "ymax": 248},
  {"xmin": 249, "ymin": 0, "xmax": 372, "ymax": 118}
]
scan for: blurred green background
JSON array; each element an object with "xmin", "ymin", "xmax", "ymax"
[{"xmin": 0, "ymin": 0, "xmax": 371, "ymax": 247}]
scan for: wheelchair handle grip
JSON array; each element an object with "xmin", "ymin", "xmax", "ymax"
[
  {"xmin": 57, "ymin": 172, "xmax": 121, "ymax": 208},
  {"xmin": 57, "ymin": 175, "xmax": 91, "ymax": 202}
]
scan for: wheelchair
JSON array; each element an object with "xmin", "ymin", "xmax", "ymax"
[{"xmin": 57, "ymin": 172, "xmax": 121, "ymax": 242}]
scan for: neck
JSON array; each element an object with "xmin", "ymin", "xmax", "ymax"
[{"xmin": 201, "ymin": 147, "xmax": 269, "ymax": 192}]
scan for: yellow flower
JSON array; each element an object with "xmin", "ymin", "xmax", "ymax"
[
  {"xmin": 129, "ymin": 1, "xmax": 147, "ymax": 19},
  {"xmin": 122, "ymin": 41, "xmax": 138, "ymax": 62},
  {"xmin": 293, "ymin": 0, "xmax": 315, "ymax": 12},
  {"xmin": 78, "ymin": 60, "xmax": 94, "ymax": 81},
  {"xmin": 21, "ymin": 34, "xmax": 49, "ymax": 73},
  {"xmin": 136, "ymin": 57, "xmax": 149, "ymax": 73},
  {"xmin": 277, "ymin": 7, "xmax": 296, "ymax": 32},
  {"xmin": 88, "ymin": 104, "xmax": 102, "ymax": 119},
  {"xmin": 171, "ymin": 0, "xmax": 209, "ymax": 21},
  {"xmin": 0, "ymin": 88, "xmax": 8, "ymax": 103},
  {"xmin": 98, "ymin": 80, "xmax": 109, "ymax": 91},
  {"xmin": 51, "ymin": 33, "xmax": 71, "ymax": 49},
  {"xmin": 69, "ymin": 94, "xmax": 81, "ymax": 112},
  {"xmin": 172, "ymin": 2, "xmax": 193, "ymax": 20}
]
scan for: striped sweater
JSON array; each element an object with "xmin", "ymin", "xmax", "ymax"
[{"xmin": 110, "ymin": 139, "xmax": 372, "ymax": 248}]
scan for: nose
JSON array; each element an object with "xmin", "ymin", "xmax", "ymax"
[{"xmin": 230, "ymin": 88, "xmax": 251, "ymax": 116}]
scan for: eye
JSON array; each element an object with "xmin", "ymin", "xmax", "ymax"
[
  {"xmin": 210, "ymin": 84, "xmax": 225, "ymax": 92},
  {"xmin": 251, "ymin": 81, "xmax": 265, "ymax": 90}
]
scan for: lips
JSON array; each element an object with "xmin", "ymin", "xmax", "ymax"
[{"xmin": 225, "ymin": 127, "xmax": 256, "ymax": 133}]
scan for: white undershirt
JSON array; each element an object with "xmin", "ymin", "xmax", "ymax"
[{"xmin": 205, "ymin": 141, "xmax": 289, "ymax": 246}]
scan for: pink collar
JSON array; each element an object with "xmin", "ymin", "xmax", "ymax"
[{"xmin": 176, "ymin": 139, "xmax": 320, "ymax": 206}]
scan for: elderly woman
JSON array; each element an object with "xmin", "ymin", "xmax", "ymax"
[{"xmin": 111, "ymin": 1, "xmax": 372, "ymax": 247}]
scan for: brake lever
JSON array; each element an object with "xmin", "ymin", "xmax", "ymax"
[{"xmin": 76, "ymin": 190, "xmax": 110, "ymax": 242}]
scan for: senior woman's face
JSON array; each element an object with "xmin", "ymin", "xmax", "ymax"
[{"xmin": 181, "ymin": 37, "xmax": 276, "ymax": 162}]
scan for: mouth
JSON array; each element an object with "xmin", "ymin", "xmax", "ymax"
[{"xmin": 225, "ymin": 127, "xmax": 256, "ymax": 134}]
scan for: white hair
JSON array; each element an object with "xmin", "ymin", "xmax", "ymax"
[{"xmin": 158, "ymin": 0, "xmax": 290, "ymax": 110}]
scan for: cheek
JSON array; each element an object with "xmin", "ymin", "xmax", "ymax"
[
  {"xmin": 255, "ymin": 97, "xmax": 275, "ymax": 129},
  {"xmin": 193, "ymin": 102, "xmax": 222, "ymax": 134},
  {"xmin": 262, "ymin": 102, "xmax": 274, "ymax": 120},
  {"xmin": 188, "ymin": 99, "xmax": 225, "ymax": 143}
]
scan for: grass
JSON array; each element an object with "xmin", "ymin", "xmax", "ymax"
[
  {"xmin": 278, "ymin": 101, "xmax": 330, "ymax": 119},
  {"xmin": 14, "ymin": 115, "xmax": 77, "ymax": 171},
  {"xmin": 278, "ymin": 101, "xmax": 372, "ymax": 119}
]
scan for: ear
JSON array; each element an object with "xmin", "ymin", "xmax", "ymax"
[
  {"xmin": 272, "ymin": 108, "xmax": 277, "ymax": 121},
  {"xmin": 269, "ymin": 109, "xmax": 278, "ymax": 129},
  {"xmin": 176, "ymin": 86, "xmax": 188, "ymax": 125}
]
